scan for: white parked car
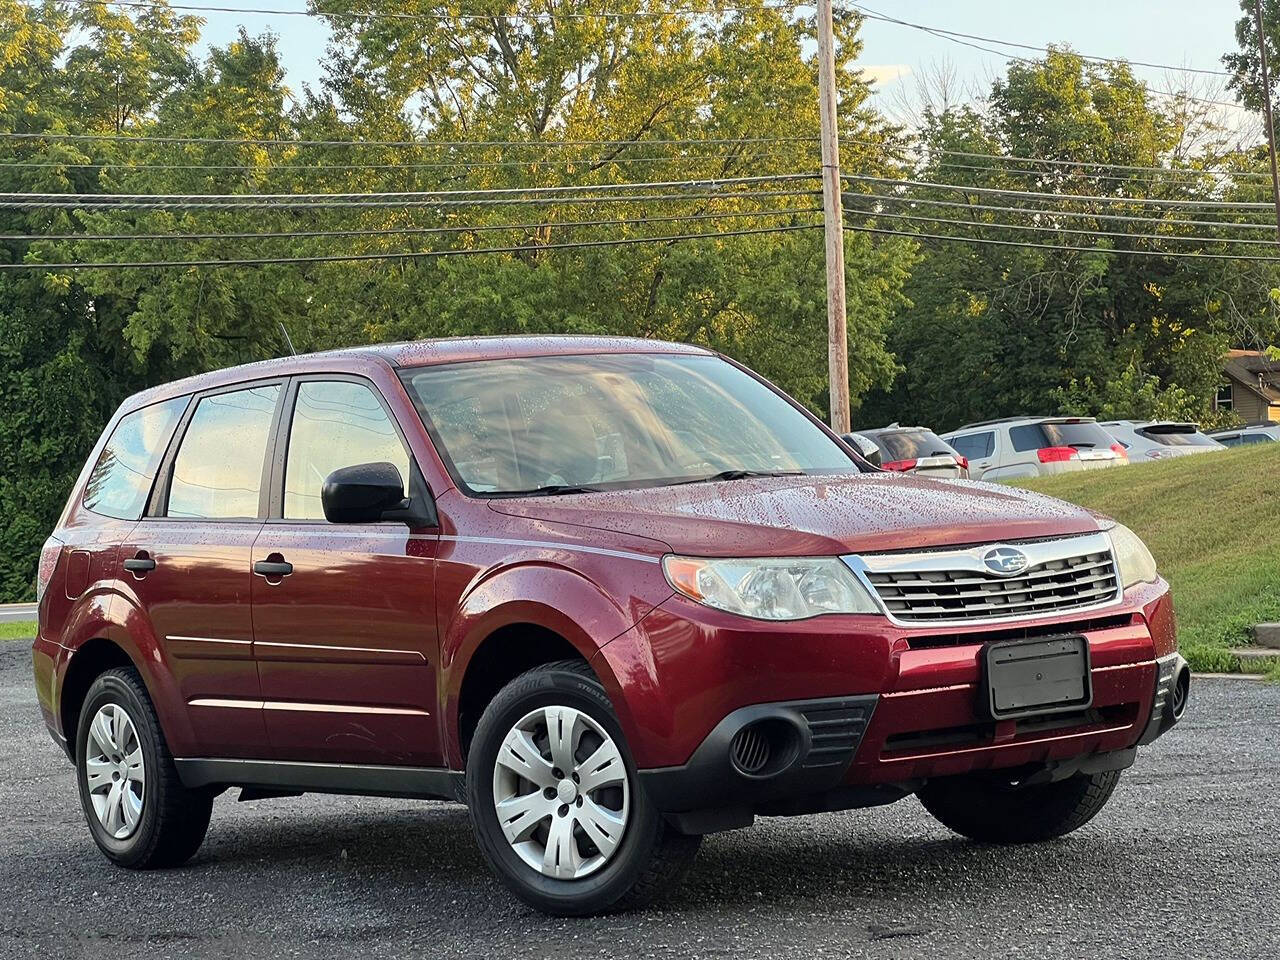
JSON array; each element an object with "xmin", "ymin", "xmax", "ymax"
[
  {"xmin": 1100, "ymin": 421, "xmax": 1225, "ymax": 461},
  {"xmin": 941, "ymin": 417, "xmax": 1127, "ymax": 482}
]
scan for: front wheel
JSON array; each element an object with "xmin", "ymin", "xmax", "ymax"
[
  {"xmin": 466, "ymin": 660, "xmax": 700, "ymax": 915},
  {"xmin": 918, "ymin": 769, "xmax": 1121, "ymax": 844}
]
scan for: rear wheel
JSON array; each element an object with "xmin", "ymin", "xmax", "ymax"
[
  {"xmin": 918, "ymin": 769, "xmax": 1121, "ymax": 843},
  {"xmin": 466, "ymin": 660, "xmax": 700, "ymax": 915},
  {"xmin": 75, "ymin": 667, "xmax": 214, "ymax": 868}
]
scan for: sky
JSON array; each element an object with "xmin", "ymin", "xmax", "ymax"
[{"xmin": 192, "ymin": 0, "xmax": 1250, "ymax": 126}]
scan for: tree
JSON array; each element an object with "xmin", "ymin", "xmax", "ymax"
[{"xmin": 858, "ymin": 49, "xmax": 1278, "ymax": 432}]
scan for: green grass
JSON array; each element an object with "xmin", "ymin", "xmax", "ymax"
[
  {"xmin": 1016, "ymin": 444, "xmax": 1280, "ymax": 674},
  {"xmin": 0, "ymin": 621, "xmax": 36, "ymax": 642}
]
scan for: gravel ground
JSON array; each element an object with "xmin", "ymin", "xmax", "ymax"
[{"xmin": 2, "ymin": 640, "xmax": 1276, "ymax": 959}]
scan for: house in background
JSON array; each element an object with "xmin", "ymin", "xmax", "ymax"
[{"xmin": 1215, "ymin": 350, "xmax": 1280, "ymax": 424}]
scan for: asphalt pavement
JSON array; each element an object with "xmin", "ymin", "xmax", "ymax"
[{"xmin": 2, "ymin": 638, "xmax": 1276, "ymax": 959}]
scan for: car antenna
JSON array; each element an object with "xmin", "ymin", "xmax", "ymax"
[{"xmin": 277, "ymin": 321, "xmax": 298, "ymax": 356}]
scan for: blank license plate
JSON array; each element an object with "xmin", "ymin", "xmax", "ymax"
[{"xmin": 981, "ymin": 635, "xmax": 1092, "ymax": 720}]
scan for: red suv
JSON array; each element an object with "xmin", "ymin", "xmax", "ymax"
[{"xmin": 33, "ymin": 337, "xmax": 1189, "ymax": 915}]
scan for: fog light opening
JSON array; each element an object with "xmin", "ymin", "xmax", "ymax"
[{"xmin": 729, "ymin": 718, "xmax": 801, "ymax": 779}]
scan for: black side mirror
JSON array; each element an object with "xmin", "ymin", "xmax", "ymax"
[
  {"xmin": 841, "ymin": 432, "xmax": 882, "ymax": 467},
  {"xmin": 322, "ymin": 461, "xmax": 434, "ymax": 526}
]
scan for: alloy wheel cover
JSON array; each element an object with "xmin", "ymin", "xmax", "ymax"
[
  {"xmin": 491, "ymin": 705, "xmax": 631, "ymax": 880},
  {"xmin": 84, "ymin": 703, "xmax": 146, "ymax": 840}
]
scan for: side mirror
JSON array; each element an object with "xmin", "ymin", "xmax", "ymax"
[
  {"xmin": 322, "ymin": 462, "xmax": 418, "ymax": 525},
  {"xmin": 842, "ymin": 432, "xmax": 882, "ymax": 468}
]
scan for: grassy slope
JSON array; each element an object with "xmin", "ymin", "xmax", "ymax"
[{"xmin": 1017, "ymin": 444, "xmax": 1280, "ymax": 673}]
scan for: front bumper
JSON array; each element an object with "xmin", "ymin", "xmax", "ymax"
[{"xmin": 598, "ymin": 580, "xmax": 1182, "ymax": 832}]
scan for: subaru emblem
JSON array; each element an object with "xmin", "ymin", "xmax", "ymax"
[{"xmin": 982, "ymin": 546, "xmax": 1029, "ymax": 576}]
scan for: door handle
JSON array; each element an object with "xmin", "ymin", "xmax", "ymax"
[
  {"xmin": 123, "ymin": 553, "xmax": 156, "ymax": 574},
  {"xmin": 253, "ymin": 559, "xmax": 293, "ymax": 578}
]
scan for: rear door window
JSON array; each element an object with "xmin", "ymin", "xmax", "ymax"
[
  {"xmin": 283, "ymin": 381, "xmax": 412, "ymax": 520},
  {"xmin": 83, "ymin": 397, "xmax": 189, "ymax": 520},
  {"xmin": 949, "ymin": 432, "xmax": 994, "ymax": 460},
  {"xmin": 166, "ymin": 385, "xmax": 281, "ymax": 519}
]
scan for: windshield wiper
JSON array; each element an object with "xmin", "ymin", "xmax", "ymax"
[
  {"xmin": 509, "ymin": 483, "xmax": 604, "ymax": 497},
  {"xmin": 671, "ymin": 469, "xmax": 804, "ymax": 486}
]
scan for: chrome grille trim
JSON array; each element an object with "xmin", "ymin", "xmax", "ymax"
[{"xmin": 843, "ymin": 532, "xmax": 1124, "ymax": 627}]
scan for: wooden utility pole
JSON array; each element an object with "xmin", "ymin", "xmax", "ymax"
[
  {"xmin": 817, "ymin": 0, "xmax": 850, "ymax": 433},
  {"xmin": 1254, "ymin": 0, "xmax": 1280, "ymax": 242}
]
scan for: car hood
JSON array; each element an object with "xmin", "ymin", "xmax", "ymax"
[{"xmin": 488, "ymin": 473, "xmax": 1106, "ymax": 557}]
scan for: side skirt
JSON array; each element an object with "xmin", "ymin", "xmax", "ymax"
[{"xmin": 174, "ymin": 758, "xmax": 463, "ymax": 802}]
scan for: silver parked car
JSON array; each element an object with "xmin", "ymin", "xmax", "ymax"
[
  {"xmin": 1207, "ymin": 421, "xmax": 1280, "ymax": 446},
  {"xmin": 1100, "ymin": 421, "xmax": 1225, "ymax": 461},
  {"xmin": 941, "ymin": 417, "xmax": 1127, "ymax": 482},
  {"xmin": 856, "ymin": 425, "xmax": 969, "ymax": 478}
]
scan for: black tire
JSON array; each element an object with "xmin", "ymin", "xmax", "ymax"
[
  {"xmin": 466, "ymin": 659, "xmax": 700, "ymax": 916},
  {"xmin": 918, "ymin": 769, "xmax": 1121, "ymax": 844},
  {"xmin": 74, "ymin": 667, "xmax": 214, "ymax": 868}
]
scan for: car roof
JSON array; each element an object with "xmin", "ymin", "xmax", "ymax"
[
  {"xmin": 118, "ymin": 336, "xmax": 712, "ymax": 412},
  {"xmin": 860, "ymin": 425, "xmax": 936, "ymax": 435}
]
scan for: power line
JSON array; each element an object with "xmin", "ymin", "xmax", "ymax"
[
  {"xmin": 919, "ymin": 146, "xmax": 1270, "ymax": 181},
  {"xmin": 1, "ymin": 206, "xmax": 821, "ymax": 242},
  {"xmin": 842, "ymin": 204, "xmax": 1280, "ymax": 248},
  {"xmin": 848, "ymin": 3, "xmax": 1232, "ymax": 79},
  {"xmin": 858, "ymin": 190, "xmax": 1278, "ymax": 234},
  {"xmin": 64, "ymin": 0, "xmax": 796, "ymax": 22},
  {"xmin": 931, "ymin": 159, "xmax": 1264, "ymax": 190},
  {"xmin": 0, "ymin": 186, "xmax": 819, "ymax": 211},
  {"xmin": 0, "ymin": 131, "xmax": 815, "ymax": 148},
  {"xmin": 0, "ymin": 221, "xmax": 821, "ymax": 270},
  {"xmin": 841, "ymin": 172, "xmax": 1275, "ymax": 211},
  {"xmin": 0, "ymin": 148, "xmax": 820, "ymax": 173},
  {"xmin": 0, "ymin": 172, "xmax": 812, "ymax": 202},
  {"xmin": 843, "ymin": 222, "xmax": 1280, "ymax": 263}
]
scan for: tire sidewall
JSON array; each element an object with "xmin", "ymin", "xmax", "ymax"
[
  {"xmin": 75, "ymin": 671, "xmax": 163, "ymax": 865},
  {"xmin": 466, "ymin": 666, "xmax": 662, "ymax": 913}
]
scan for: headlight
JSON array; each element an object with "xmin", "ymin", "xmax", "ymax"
[
  {"xmin": 1109, "ymin": 523, "xmax": 1158, "ymax": 589},
  {"xmin": 662, "ymin": 555, "xmax": 879, "ymax": 620}
]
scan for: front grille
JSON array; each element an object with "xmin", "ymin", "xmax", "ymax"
[
  {"xmin": 904, "ymin": 613, "xmax": 1136, "ymax": 650},
  {"xmin": 865, "ymin": 549, "xmax": 1119, "ymax": 623}
]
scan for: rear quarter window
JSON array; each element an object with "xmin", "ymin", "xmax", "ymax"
[{"xmin": 83, "ymin": 396, "xmax": 189, "ymax": 520}]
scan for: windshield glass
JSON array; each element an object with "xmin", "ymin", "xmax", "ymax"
[
  {"xmin": 869, "ymin": 430, "xmax": 954, "ymax": 460},
  {"xmin": 401, "ymin": 354, "xmax": 856, "ymax": 495}
]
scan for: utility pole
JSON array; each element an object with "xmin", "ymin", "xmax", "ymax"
[
  {"xmin": 1254, "ymin": 0, "xmax": 1280, "ymax": 242},
  {"xmin": 817, "ymin": 0, "xmax": 850, "ymax": 433}
]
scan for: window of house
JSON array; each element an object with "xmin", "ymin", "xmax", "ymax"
[
  {"xmin": 167, "ymin": 385, "xmax": 280, "ymax": 519},
  {"xmin": 283, "ymin": 381, "xmax": 411, "ymax": 520},
  {"xmin": 1216, "ymin": 383, "xmax": 1234, "ymax": 410}
]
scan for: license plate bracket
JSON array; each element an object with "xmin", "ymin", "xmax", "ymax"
[{"xmin": 980, "ymin": 635, "xmax": 1092, "ymax": 721}]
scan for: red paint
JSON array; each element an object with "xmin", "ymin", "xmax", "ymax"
[{"xmin": 34, "ymin": 336, "xmax": 1178, "ymax": 806}]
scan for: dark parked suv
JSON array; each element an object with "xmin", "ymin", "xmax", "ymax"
[{"xmin": 34, "ymin": 337, "xmax": 1188, "ymax": 915}]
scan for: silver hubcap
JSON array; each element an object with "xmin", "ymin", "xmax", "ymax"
[
  {"xmin": 84, "ymin": 704, "xmax": 146, "ymax": 840},
  {"xmin": 492, "ymin": 705, "xmax": 630, "ymax": 880}
]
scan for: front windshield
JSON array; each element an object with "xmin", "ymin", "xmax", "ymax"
[{"xmin": 401, "ymin": 353, "xmax": 857, "ymax": 495}]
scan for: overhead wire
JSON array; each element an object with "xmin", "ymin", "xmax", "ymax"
[
  {"xmin": 1, "ymin": 205, "xmax": 822, "ymax": 242},
  {"xmin": 0, "ymin": 221, "xmax": 822, "ymax": 270}
]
